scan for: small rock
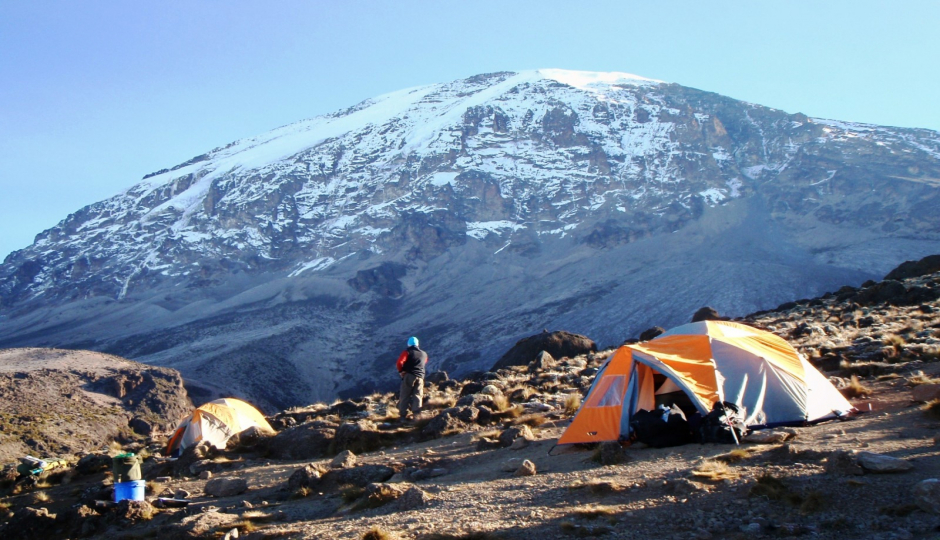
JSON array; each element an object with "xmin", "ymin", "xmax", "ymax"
[
  {"xmin": 857, "ymin": 451, "xmax": 913, "ymax": 473},
  {"xmin": 514, "ymin": 460, "xmax": 537, "ymax": 477},
  {"xmin": 480, "ymin": 385, "xmax": 502, "ymax": 396},
  {"xmin": 155, "ymin": 476, "xmax": 172, "ymax": 483},
  {"xmin": 174, "ymin": 488, "xmax": 191, "ymax": 499},
  {"xmin": 287, "ymin": 464, "xmax": 321, "ymax": 491},
  {"xmin": 665, "ymin": 478, "xmax": 705, "ymax": 494},
  {"xmin": 510, "ymin": 437, "xmax": 529, "ymax": 450},
  {"xmin": 523, "ymin": 401, "xmax": 553, "ymax": 412},
  {"xmin": 744, "ymin": 430, "xmax": 790, "ymax": 444},
  {"xmin": 223, "ymin": 528, "xmax": 240, "ymax": 540},
  {"xmin": 824, "ymin": 450, "xmax": 864, "ymax": 476},
  {"xmin": 395, "ymin": 486, "xmax": 431, "ymax": 510},
  {"xmin": 498, "ymin": 425, "xmax": 534, "ymax": 447},
  {"xmin": 501, "ymin": 458, "xmax": 524, "ymax": 472},
  {"xmin": 204, "ymin": 477, "xmax": 249, "ymax": 497},
  {"xmin": 596, "ymin": 441, "xmax": 628, "ymax": 465},
  {"xmin": 331, "ymin": 449, "xmax": 357, "ymax": 469},
  {"xmin": 199, "ymin": 470, "xmax": 212, "ymax": 480}
]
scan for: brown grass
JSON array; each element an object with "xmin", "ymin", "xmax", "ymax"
[
  {"xmin": 923, "ymin": 399, "xmax": 940, "ymax": 420},
  {"xmin": 564, "ymin": 394, "xmax": 582, "ymax": 416},
  {"xmin": 363, "ymin": 527, "xmax": 397, "ymax": 540},
  {"xmin": 567, "ymin": 478, "xmax": 625, "ymax": 495},
  {"xmin": 690, "ymin": 461, "xmax": 739, "ymax": 481},
  {"xmin": 908, "ymin": 370, "xmax": 940, "ymax": 386},
  {"xmin": 749, "ymin": 474, "xmax": 802, "ymax": 505},
  {"xmin": 716, "ymin": 448, "xmax": 752, "ymax": 463},
  {"xmin": 876, "ymin": 373, "xmax": 903, "ymax": 381},
  {"xmin": 31, "ymin": 491, "xmax": 51, "ymax": 504},
  {"xmin": 572, "ymin": 505, "xmax": 618, "ymax": 519},
  {"xmin": 420, "ymin": 532, "xmax": 504, "ymax": 540},
  {"xmin": 511, "ymin": 414, "xmax": 548, "ymax": 428},
  {"xmin": 491, "ymin": 394, "xmax": 511, "ymax": 412},
  {"xmin": 241, "ymin": 510, "xmax": 276, "ymax": 523},
  {"xmin": 841, "ymin": 375, "xmax": 873, "ymax": 398},
  {"xmin": 290, "ymin": 486, "xmax": 312, "ymax": 499},
  {"xmin": 426, "ymin": 396, "xmax": 457, "ymax": 410}
]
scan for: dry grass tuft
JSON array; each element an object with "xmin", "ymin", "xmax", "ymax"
[
  {"xmin": 420, "ymin": 532, "xmax": 505, "ymax": 540},
  {"xmin": 800, "ymin": 491, "xmax": 826, "ymax": 513},
  {"xmin": 511, "ymin": 414, "xmax": 548, "ymax": 428},
  {"xmin": 290, "ymin": 486, "xmax": 312, "ymax": 499},
  {"xmin": 923, "ymin": 399, "xmax": 940, "ymax": 420},
  {"xmin": 363, "ymin": 527, "xmax": 397, "ymax": 540},
  {"xmin": 341, "ymin": 485, "xmax": 366, "ymax": 504},
  {"xmin": 146, "ymin": 481, "xmax": 165, "ymax": 495},
  {"xmin": 426, "ymin": 396, "xmax": 457, "ymax": 410},
  {"xmin": 716, "ymin": 448, "xmax": 752, "ymax": 463},
  {"xmin": 876, "ymin": 373, "xmax": 903, "ymax": 381},
  {"xmin": 690, "ymin": 461, "xmax": 739, "ymax": 481},
  {"xmin": 749, "ymin": 474, "xmax": 801, "ymax": 505},
  {"xmin": 241, "ymin": 510, "xmax": 276, "ymax": 523},
  {"xmin": 31, "ymin": 490, "xmax": 51, "ymax": 504},
  {"xmin": 907, "ymin": 370, "xmax": 940, "ymax": 386},
  {"xmin": 841, "ymin": 375, "xmax": 873, "ymax": 398},
  {"xmin": 229, "ymin": 520, "xmax": 258, "ymax": 534},
  {"xmin": 572, "ymin": 505, "xmax": 618, "ymax": 519},
  {"xmin": 491, "ymin": 394, "xmax": 511, "ymax": 412},
  {"xmin": 564, "ymin": 394, "xmax": 582, "ymax": 416},
  {"xmin": 567, "ymin": 478, "xmax": 625, "ymax": 495}
]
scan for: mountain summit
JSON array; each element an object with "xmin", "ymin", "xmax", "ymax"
[{"xmin": 2, "ymin": 69, "xmax": 940, "ymax": 409}]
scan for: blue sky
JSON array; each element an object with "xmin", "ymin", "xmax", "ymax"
[{"xmin": 1, "ymin": 1, "xmax": 938, "ymax": 260}]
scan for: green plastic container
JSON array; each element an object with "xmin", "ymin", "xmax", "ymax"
[{"xmin": 112, "ymin": 453, "xmax": 142, "ymax": 483}]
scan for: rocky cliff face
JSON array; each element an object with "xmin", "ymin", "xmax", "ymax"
[{"xmin": 1, "ymin": 70, "xmax": 939, "ymax": 410}]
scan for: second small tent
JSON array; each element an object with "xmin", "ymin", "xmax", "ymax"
[{"xmin": 165, "ymin": 398, "xmax": 273, "ymax": 457}]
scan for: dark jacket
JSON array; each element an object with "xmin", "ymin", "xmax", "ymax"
[{"xmin": 396, "ymin": 346, "xmax": 428, "ymax": 379}]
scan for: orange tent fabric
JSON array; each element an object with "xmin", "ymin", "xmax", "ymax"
[{"xmin": 559, "ymin": 321, "xmax": 853, "ymax": 445}]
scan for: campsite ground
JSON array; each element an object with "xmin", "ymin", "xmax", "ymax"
[
  {"xmin": 2, "ymin": 265, "xmax": 940, "ymax": 539},
  {"xmin": 138, "ymin": 373, "xmax": 940, "ymax": 540}
]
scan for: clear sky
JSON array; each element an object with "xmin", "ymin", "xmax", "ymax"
[{"xmin": 1, "ymin": 1, "xmax": 938, "ymax": 261}]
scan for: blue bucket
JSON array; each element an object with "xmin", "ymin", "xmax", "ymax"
[{"xmin": 114, "ymin": 479, "xmax": 146, "ymax": 502}]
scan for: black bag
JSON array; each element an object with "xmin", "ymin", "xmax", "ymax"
[
  {"xmin": 697, "ymin": 401, "xmax": 748, "ymax": 444},
  {"xmin": 630, "ymin": 404, "xmax": 692, "ymax": 448}
]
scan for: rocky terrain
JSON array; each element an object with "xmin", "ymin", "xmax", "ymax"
[
  {"xmin": 1, "ymin": 257, "xmax": 940, "ymax": 539},
  {"xmin": 0, "ymin": 348, "xmax": 192, "ymax": 463},
  {"xmin": 2, "ymin": 70, "xmax": 940, "ymax": 410}
]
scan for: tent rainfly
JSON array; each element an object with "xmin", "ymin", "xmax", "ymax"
[
  {"xmin": 559, "ymin": 320, "xmax": 854, "ymax": 445},
  {"xmin": 165, "ymin": 398, "xmax": 273, "ymax": 457}
]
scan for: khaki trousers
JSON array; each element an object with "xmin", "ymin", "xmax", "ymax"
[{"xmin": 398, "ymin": 373, "xmax": 424, "ymax": 418}]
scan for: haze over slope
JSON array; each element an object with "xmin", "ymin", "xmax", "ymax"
[{"xmin": 2, "ymin": 69, "xmax": 939, "ymax": 410}]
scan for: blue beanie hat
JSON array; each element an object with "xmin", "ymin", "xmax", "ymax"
[{"xmin": 407, "ymin": 336, "xmax": 419, "ymax": 347}]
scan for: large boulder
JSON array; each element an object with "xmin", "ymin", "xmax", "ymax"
[
  {"xmin": 913, "ymin": 478, "xmax": 940, "ymax": 514},
  {"xmin": 333, "ymin": 420, "xmax": 384, "ymax": 454},
  {"xmin": 885, "ymin": 254, "xmax": 940, "ymax": 280},
  {"xmin": 691, "ymin": 306, "xmax": 723, "ymax": 322},
  {"xmin": 423, "ymin": 407, "xmax": 478, "ymax": 439},
  {"xmin": 491, "ymin": 330, "xmax": 596, "ymax": 371},
  {"xmin": 857, "ymin": 451, "xmax": 913, "ymax": 473},
  {"xmin": 267, "ymin": 421, "xmax": 336, "ymax": 460},
  {"xmin": 204, "ymin": 477, "xmax": 249, "ymax": 497},
  {"xmin": 320, "ymin": 464, "xmax": 395, "ymax": 490},
  {"xmin": 288, "ymin": 464, "xmax": 322, "ymax": 491}
]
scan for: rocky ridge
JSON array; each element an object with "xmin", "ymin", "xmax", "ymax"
[{"xmin": 0, "ymin": 348, "xmax": 192, "ymax": 463}]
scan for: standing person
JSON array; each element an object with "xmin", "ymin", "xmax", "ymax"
[{"xmin": 396, "ymin": 336, "xmax": 428, "ymax": 420}]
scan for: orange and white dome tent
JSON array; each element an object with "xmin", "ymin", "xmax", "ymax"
[
  {"xmin": 165, "ymin": 398, "xmax": 274, "ymax": 457},
  {"xmin": 559, "ymin": 320, "xmax": 854, "ymax": 445}
]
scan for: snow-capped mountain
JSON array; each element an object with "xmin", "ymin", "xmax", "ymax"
[{"xmin": 3, "ymin": 69, "xmax": 940, "ymax": 410}]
